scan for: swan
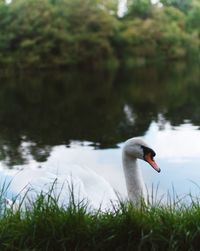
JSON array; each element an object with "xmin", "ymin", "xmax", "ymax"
[
  {"xmin": 122, "ymin": 137, "xmax": 160, "ymax": 203},
  {"xmin": 1, "ymin": 138, "xmax": 160, "ymax": 209}
]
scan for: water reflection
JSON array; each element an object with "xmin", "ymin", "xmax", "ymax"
[
  {"xmin": 2, "ymin": 120, "xmax": 200, "ymax": 207},
  {"xmin": 0, "ymin": 61, "xmax": 200, "ymax": 205},
  {"xmin": 143, "ymin": 122, "xmax": 200, "ymax": 201},
  {"xmin": 0, "ymin": 61, "xmax": 199, "ymax": 167}
]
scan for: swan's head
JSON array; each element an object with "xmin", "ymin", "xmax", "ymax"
[{"xmin": 123, "ymin": 138, "xmax": 161, "ymax": 173}]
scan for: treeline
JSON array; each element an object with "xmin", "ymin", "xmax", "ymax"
[{"xmin": 0, "ymin": 0, "xmax": 199, "ymax": 69}]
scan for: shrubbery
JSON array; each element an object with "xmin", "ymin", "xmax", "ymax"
[{"xmin": 0, "ymin": 0, "xmax": 199, "ymax": 68}]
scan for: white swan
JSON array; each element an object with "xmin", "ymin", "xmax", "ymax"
[
  {"xmin": 2, "ymin": 138, "xmax": 160, "ymax": 209},
  {"xmin": 122, "ymin": 137, "xmax": 160, "ymax": 203}
]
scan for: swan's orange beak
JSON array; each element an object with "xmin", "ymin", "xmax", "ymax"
[{"xmin": 144, "ymin": 153, "xmax": 161, "ymax": 173}]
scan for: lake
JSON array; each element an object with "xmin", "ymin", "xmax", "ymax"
[{"xmin": 0, "ymin": 61, "xmax": 200, "ymax": 208}]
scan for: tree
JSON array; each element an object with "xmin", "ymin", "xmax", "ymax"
[
  {"xmin": 160, "ymin": 0, "xmax": 193, "ymax": 13},
  {"xmin": 126, "ymin": 0, "xmax": 152, "ymax": 19},
  {"xmin": 0, "ymin": 0, "xmax": 119, "ymax": 68},
  {"xmin": 186, "ymin": 1, "xmax": 200, "ymax": 32}
]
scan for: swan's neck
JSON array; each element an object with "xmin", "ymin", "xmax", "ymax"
[{"xmin": 123, "ymin": 154, "xmax": 146, "ymax": 203}]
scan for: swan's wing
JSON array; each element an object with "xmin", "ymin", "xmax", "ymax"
[{"xmin": 4, "ymin": 164, "xmax": 117, "ymax": 210}]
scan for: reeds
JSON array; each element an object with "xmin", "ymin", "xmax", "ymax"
[{"xmin": 0, "ymin": 182, "xmax": 200, "ymax": 251}]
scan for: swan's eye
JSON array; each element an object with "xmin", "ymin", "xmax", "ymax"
[
  {"xmin": 150, "ymin": 152, "xmax": 155, "ymax": 161},
  {"xmin": 141, "ymin": 145, "xmax": 156, "ymax": 160},
  {"xmin": 151, "ymin": 150, "xmax": 156, "ymax": 158}
]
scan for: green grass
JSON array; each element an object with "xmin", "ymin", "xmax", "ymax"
[{"xmin": 0, "ymin": 185, "xmax": 200, "ymax": 251}]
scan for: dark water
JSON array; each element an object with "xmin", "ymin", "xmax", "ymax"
[{"xmin": 0, "ymin": 61, "xmax": 200, "ymax": 205}]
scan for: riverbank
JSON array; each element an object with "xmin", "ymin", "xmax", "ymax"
[{"xmin": 0, "ymin": 189, "xmax": 200, "ymax": 251}]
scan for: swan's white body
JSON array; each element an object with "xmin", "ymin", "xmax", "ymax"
[
  {"xmin": 122, "ymin": 138, "xmax": 160, "ymax": 203},
  {"xmin": 7, "ymin": 165, "xmax": 117, "ymax": 210}
]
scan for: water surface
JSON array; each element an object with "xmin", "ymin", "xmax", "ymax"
[{"xmin": 0, "ymin": 61, "xmax": 200, "ymax": 206}]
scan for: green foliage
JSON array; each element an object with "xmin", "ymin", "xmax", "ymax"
[
  {"xmin": 127, "ymin": 0, "xmax": 153, "ymax": 19},
  {"xmin": 0, "ymin": 0, "xmax": 119, "ymax": 68},
  {"xmin": 186, "ymin": 1, "xmax": 200, "ymax": 32},
  {"xmin": 2, "ymin": 186, "xmax": 200, "ymax": 250},
  {"xmin": 160, "ymin": 0, "xmax": 193, "ymax": 13},
  {"xmin": 0, "ymin": 0, "xmax": 199, "ymax": 68},
  {"xmin": 120, "ymin": 0, "xmax": 200, "ymax": 63}
]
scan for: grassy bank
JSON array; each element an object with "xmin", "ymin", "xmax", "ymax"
[{"xmin": 1, "ymin": 189, "xmax": 200, "ymax": 251}]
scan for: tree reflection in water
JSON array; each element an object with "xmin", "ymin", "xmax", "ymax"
[{"xmin": 0, "ymin": 61, "xmax": 199, "ymax": 167}]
